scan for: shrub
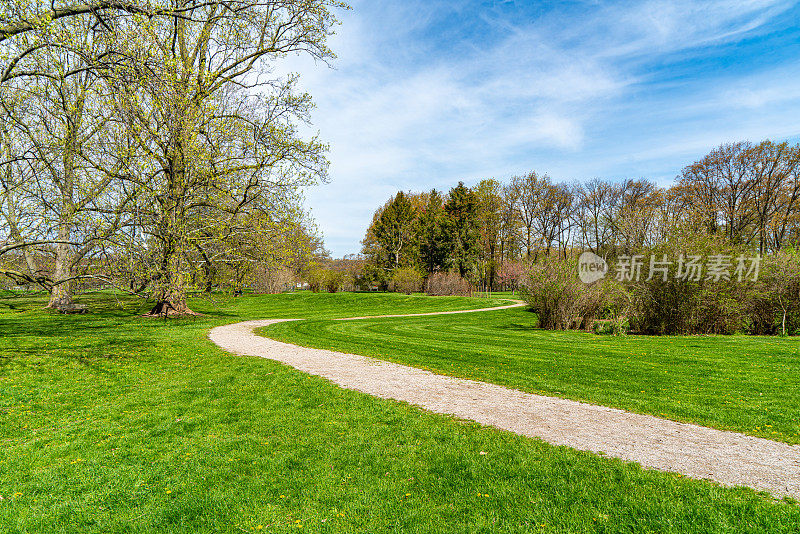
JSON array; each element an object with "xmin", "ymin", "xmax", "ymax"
[
  {"xmin": 305, "ymin": 267, "xmax": 350, "ymax": 293},
  {"xmin": 749, "ymin": 248, "xmax": 800, "ymax": 335},
  {"xmin": 253, "ymin": 267, "xmax": 295, "ymax": 294},
  {"xmin": 324, "ymin": 270, "xmax": 348, "ymax": 293},
  {"xmin": 425, "ymin": 272, "xmax": 473, "ymax": 296},
  {"xmin": 625, "ymin": 235, "xmax": 750, "ymax": 335},
  {"xmin": 519, "ymin": 256, "xmax": 627, "ymax": 330},
  {"xmin": 305, "ymin": 267, "xmax": 326, "ymax": 293},
  {"xmin": 389, "ymin": 267, "xmax": 423, "ymax": 295},
  {"xmin": 591, "ymin": 317, "xmax": 630, "ymax": 335}
]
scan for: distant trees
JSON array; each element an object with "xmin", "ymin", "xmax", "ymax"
[
  {"xmin": 360, "ymin": 139, "xmax": 800, "ymax": 320},
  {"xmin": 474, "ymin": 179, "xmax": 502, "ymax": 290},
  {"xmin": 371, "ymin": 191, "xmax": 417, "ymax": 269},
  {"xmin": 444, "ymin": 182, "xmax": 479, "ymax": 278},
  {"xmin": 361, "ymin": 182, "xmax": 483, "ymax": 292},
  {"xmin": 678, "ymin": 141, "xmax": 800, "ymax": 254},
  {"xmin": 418, "ymin": 190, "xmax": 449, "ymax": 275},
  {"xmin": 496, "ymin": 260, "xmax": 525, "ymax": 295}
]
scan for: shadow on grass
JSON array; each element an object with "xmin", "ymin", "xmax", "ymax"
[
  {"xmin": 0, "ymin": 338, "xmax": 149, "ymax": 375},
  {"xmin": 497, "ymin": 322, "xmax": 541, "ymax": 332}
]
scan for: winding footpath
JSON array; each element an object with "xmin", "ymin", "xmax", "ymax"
[{"xmin": 209, "ymin": 301, "xmax": 800, "ymax": 499}]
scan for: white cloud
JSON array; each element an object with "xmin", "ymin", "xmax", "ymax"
[{"xmin": 271, "ymin": 0, "xmax": 800, "ymax": 256}]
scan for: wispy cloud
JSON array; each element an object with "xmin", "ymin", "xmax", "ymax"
[{"xmin": 279, "ymin": 0, "xmax": 800, "ymax": 256}]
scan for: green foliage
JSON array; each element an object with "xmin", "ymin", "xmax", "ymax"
[
  {"xmin": 304, "ymin": 267, "xmax": 324, "ymax": 293},
  {"xmin": 371, "ymin": 191, "xmax": 418, "ymax": 270},
  {"xmin": 304, "ymin": 267, "xmax": 347, "ymax": 293},
  {"xmin": 444, "ymin": 182, "xmax": 481, "ymax": 279},
  {"xmin": 417, "ymin": 190, "xmax": 450, "ymax": 274},
  {"xmin": 361, "ymin": 184, "xmax": 483, "ymax": 287},
  {"xmin": 1, "ymin": 1, "xmax": 340, "ymax": 315},
  {"xmin": 389, "ymin": 266, "xmax": 423, "ymax": 295},
  {"xmin": 323, "ymin": 269, "xmax": 348, "ymax": 293}
]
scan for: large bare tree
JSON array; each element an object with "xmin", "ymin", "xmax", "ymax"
[
  {"xmin": 102, "ymin": 0, "xmax": 339, "ymax": 315},
  {"xmin": 0, "ymin": 16, "xmax": 130, "ymax": 309}
]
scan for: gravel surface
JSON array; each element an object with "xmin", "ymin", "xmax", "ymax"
[{"xmin": 209, "ymin": 303, "xmax": 800, "ymax": 499}]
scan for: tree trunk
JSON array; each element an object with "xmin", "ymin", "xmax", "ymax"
[
  {"xmin": 147, "ymin": 298, "xmax": 193, "ymax": 317},
  {"xmin": 143, "ymin": 245, "xmax": 200, "ymax": 317},
  {"xmin": 47, "ymin": 123, "xmax": 79, "ymax": 311},
  {"xmin": 142, "ymin": 152, "xmax": 201, "ymax": 317},
  {"xmin": 782, "ymin": 309, "xmax": 787, "ymax": 337},
  {"xmin": 46, "ymin": 228, "xmax": 75, "ymax": 311},
  {"xmin": 47, "ymin": 279, "xmax": 73, "ymax": 310},
  {"xmin": 147, "ymin": 286, "xmax": 197, "ymax": 317},
  {"xmin": 526, "ymin": 228, "xmax": 532, "ymax": 259}
]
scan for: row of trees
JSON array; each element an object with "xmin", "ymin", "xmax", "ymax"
[
  {"xmin": 361, "ymin": 140, "xmax": 800, "ymax": 291},
  {"xmin": 0, "ymin": 0, "xmax": 342, "ymax": 313}
]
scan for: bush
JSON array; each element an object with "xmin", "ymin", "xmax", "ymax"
[
  {"xmin": 625, "ymin": 235, "xmax": 749, "ymax": 335},
  {"xmin": 305, "ymin": 267, "xmax": 326, "ymax": 293},
  {"xmin": 305, "ymin": 267, "xmax": 349, "ymax": 293},
  {"xmin": 253, "ymin": 267, "xmax": 295, "ymax": 294},
  {"xmin": 749, "ymin": 248, "xmax": 800, "ymax": 335},
  {"xmin": 519, "ymin": 256, "xmax": 627, "ymax": 331},
  {"xmin": 425, "ymin": 272, "xmax": 473, "ymax": 296},
  {"xmin": 389, "ymin": 267, "xmax": 423, "ymax": 295},
  {"xmin": 324, "ymin": 270, "xmax": 348, "ymax": 293},
  {"xmin": 591, "ymin": 317, "xmax": 629, "ymax": 335}
]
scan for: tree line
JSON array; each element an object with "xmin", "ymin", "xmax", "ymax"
[
  {"xmin": 0, "ymin": 0, "xmax": 342, "ymax": 314},
  {"xmin": 360, "ymin": 139, "xmax": 800, "ymax": 293}
]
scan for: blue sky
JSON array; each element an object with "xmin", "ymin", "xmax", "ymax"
[{"xmin": 281, "ymin": 0, "xmax": 800, "ymax": 257}]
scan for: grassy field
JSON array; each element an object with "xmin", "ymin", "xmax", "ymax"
[
  {"xmin": 266, "ymin": 304, "xmax": 800, "ymax": 445},
  {"xmin": 1, "ymin": 291, "xmax": 798, "ymax": 532}
]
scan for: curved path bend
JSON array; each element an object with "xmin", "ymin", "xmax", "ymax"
[{"xmin": 209, "ymin": 301, "xmax": 800, "ymax": 499}]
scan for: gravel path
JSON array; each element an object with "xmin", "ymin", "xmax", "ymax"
[{"xmin": 209, "ymin": 303, "xmax": 800, "ymax": 499}]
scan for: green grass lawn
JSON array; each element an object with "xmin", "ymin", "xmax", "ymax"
[
  {"xmin": 265, "ymin": 305, "xmax": 800, "ymax": 445},
  {"xmin": 1, "ymin": 291, "xmax": 798, "ymax": 532}
]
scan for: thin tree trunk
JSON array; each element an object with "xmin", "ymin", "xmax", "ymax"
[{"xmin": 782, "ymin": 308, "xmax": 787, "ymax": 337}]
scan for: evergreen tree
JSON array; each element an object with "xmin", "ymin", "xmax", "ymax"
[
  {"xmin": 372, "ymin": 191, "xmax": 418, "ymax": 269},
  {"xmin": 444, "ymin": 182, "xmax": 480, "ymax": 279},
  {"xmin": 418, "ymin": 189, "xmax": 450, "ymax": 274}
]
